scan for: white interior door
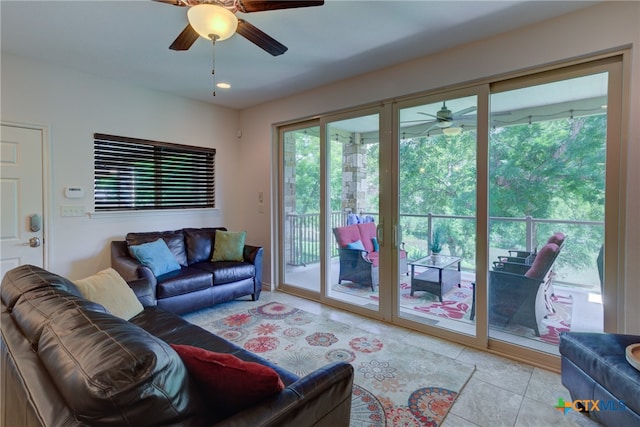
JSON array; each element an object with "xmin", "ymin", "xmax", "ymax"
[{"xmin": 1, "ymin": 124, "xmax": 45, "ymax": 278}]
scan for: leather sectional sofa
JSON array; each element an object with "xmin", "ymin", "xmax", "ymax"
[
  {"xmin": 0, "ymin": 264, "xmax": 354, "ymax": 427},
  {"xmin": 111, "ymin": 227, "xmax": 263, "ymax": 314}
]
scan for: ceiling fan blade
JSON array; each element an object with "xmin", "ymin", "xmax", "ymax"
[
  {"xmin": 169, "ymin": 24, "xmax": 199, "ymax": 51},
  {"xmin": 453, "ymin": 106, "xmax": 477, "ymax": 116},
  {"xmin": 422, "ymin": 124, "xmax": 439, "ymax": 136},
  {"xmin": 418, "ymin": 112, "xmax": 438, "ymax": 119},
  {"xmin": 152, "ymin": 0, "xmax": 187, "ymax": 6},
  {"xmin": 236, "ymin": 0, "xmax": 324, "ymax": 13},
  {"xmin": 236, "ymin": 19, "xmax": 287, "ymax": 56}
]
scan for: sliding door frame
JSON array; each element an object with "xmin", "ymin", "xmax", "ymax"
[
  {"xmin": 486, "ymin": 56, "xmax": 625, "ymax": 368},
  {"xmin": 390, "ymin": 84, "xmax": 490, "ymax": 350},
  {"xmin": 318, "ymin": 105, "xmax": 390, "ymax": 320},
  {"xmin": 274, "ymin": 49, "xmax": 628, "ymax": 372}
]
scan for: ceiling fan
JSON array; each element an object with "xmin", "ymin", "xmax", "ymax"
[
  {"xmin": 418, "ymin": 102, "xmax": 477, "ymax": 129},
  {"xmin": 154, "ymin": 0, "xmax": 325, "ymax": 56}
]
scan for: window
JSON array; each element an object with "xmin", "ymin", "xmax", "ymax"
[{"xmin": 94, "ymin": 133, "xmax": 215, "ymax": 211}]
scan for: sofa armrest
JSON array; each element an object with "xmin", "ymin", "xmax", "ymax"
[
  {"xmin": 493, "ymin": 261, "xmax": 530, "ymax": 275},
  {"xmin": 127, "ymin": 278, "xmax": 157, "ymax": 307},
  {"xmin": 111, "ymin": 240, "xmax": 158, "ymax": 288},
  {"xmin": 213, "ymin": 362, "xmax": 354, "ymax": 427},
  {"xmin": 244, "ymin": 245, "xmax": 263, "ymax": 292},
  {"xmin": 508, "ymin": 249, "xmax": 534, "ymax": 258},
  {"xmin": 243, "ymin": 245, "xmax": 262, "ymax": 264},
  {"xmin": 497, "ymin": 256, "xmax": 528, "ymax": 264}
]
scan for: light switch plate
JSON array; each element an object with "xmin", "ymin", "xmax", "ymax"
[{"xmin": 61, "ymin": 205, "xmax": 86, "ymax": 217}]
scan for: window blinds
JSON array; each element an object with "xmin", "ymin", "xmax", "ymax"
[{"xmin": 94, "ymin": 133, "xmax": 215, "ymax": 211}]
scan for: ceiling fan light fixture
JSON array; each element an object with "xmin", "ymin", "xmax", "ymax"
[
  {"xmin": 188, "ymin": 3, "xmax": 238, "ymax": 41},
  {"xmin": 436, "ymin": 119, "xmax": 453, "ymax": 128},
  {"xmin": 443, "ymin": 126, "xmax": 462, "ymax": 136}
]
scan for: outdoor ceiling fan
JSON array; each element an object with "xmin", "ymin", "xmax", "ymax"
[
  {"xmin": 418, "ymin": 102, "xmax": 477, "ymax": 129},
  {"xmin": 154, "ymin": 0, "xmax": 324, "ymax": 56}
]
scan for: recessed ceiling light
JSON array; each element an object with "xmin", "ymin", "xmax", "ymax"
[{"xmin": 216, "ymin": 82, "xmax": 231, "ymax": 89}]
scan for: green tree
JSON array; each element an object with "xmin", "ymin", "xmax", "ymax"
[{"xmin": 291, "ymin": 113, "xmax": 606, "ymax": 276}]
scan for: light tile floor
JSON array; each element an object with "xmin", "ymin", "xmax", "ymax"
[{"xmin": 255, "ymin": 290, "xmax": 602, "ymax": 427}]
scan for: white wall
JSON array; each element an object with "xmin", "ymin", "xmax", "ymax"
[
  {"xmin": 1, "ymin": 53, "xmax": 241, "ymax": 279},
  {"xmin": 239, "ymin": 2, "xmax": 640, "ymax": 331}
]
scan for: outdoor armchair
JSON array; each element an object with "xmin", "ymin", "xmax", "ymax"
[
  {"xmin": 489, "ymin": 240, "xmax": 563, "ymax": 336},
  {"xmin": 333, "ymin": 222, "xmax": 408, "ymax": 291},
  {"xmin": 489, "ymin": 270, "xmax": 548, "ymax": 336},
  {"xmin": 333, "ymin": 222, "xmax": 380, "ymax": 291}
]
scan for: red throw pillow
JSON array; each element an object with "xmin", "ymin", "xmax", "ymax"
[{"xmin": 170, "ymin": 344, "xmax": 285, "ymax": 416}]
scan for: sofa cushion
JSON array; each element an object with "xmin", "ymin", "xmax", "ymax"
[
  {"xmin": 37, "ymin": 306, "xmax": 201, "ymax": 426},
  {"xmin": 126, "ymin": 230, "xmax": 188, "ymax": 266},
  {"xmin": 11, "ymin": 286, "xmax": 107, "ymax": 347},
  {"xmin": 356, "ymin": 222, "xmax": 377, "ymax": 252},
  {"xmin": 367, "ymin": 251, "xmax": 380, "ymax": 267},
  {"xmin": 547, "ymin": 232, "xmax": 566, "ymax": 246},
  {"xmin": 332, "ymin": 223, "xmax": 378, "ymax": 253},
  {"xmin": 191, "ymin": 261, "xmax": 255, "ymax": 285},
  {"xmin": 211, "ymin": 230, "xmax": 246, "ymax": 262},
  {"xmin": 333, "ymin": 224, "xmax": 363, "ymax": 249},
  {"xmin": 524, "ymin": 243, "xmax": 559, "ymax": 280},
  {"xmin": 129, "ymin": 239, "xmax": 182, "ymax": 277},
  {"xmin": 73, "ymin": 268, "xmax": 144, "ymax": 320},
  {"xmin": 132, "ymin": 307, "xmax": 300, "ymax": 386},
  {"xmin": 156, "ymin": 267, "xmax": 213, "ymax": 299},
  {"xmin": 183, "ymin": 227, "xmax": 226, "ymax": 265},
  {"xmin": 170, "ymin": 344, "xmax": 284, "ymax": 417},
  {"xmin": 1, "ymin": 264, "xmax": 83, "ymax": 310}
]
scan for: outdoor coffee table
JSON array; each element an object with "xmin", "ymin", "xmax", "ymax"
[{"xmin": 409, "ymin": 255, "xmax": 462, "ymax": 301}]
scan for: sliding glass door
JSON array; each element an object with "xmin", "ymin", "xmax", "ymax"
[
  {"xmin": 323, "ymin": 109, "xmax": 384, "ymax": 315},
  {"xmin": 280, "ymin": 124, "xmax": 322, "ymax": 294},
  {"xmin": 394, "ymin": 89, "xmax": 485, "ymax": 343},
  {"xmin": 277, "ymin": 55, "xmax": 623, "ymax": 367},
  {"xmin": 487, "ymin": 63, "xmax": 619, "ymax": 355}
]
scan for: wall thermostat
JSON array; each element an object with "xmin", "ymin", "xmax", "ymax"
[{"xmin": 65, "ymin": 187, "xmax": 84, "ymax": 199}]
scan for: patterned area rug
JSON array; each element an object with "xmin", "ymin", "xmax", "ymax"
[
  {"xmin": 332, "ymin": 281, "xmax": 573, "ymax": 345},
  {"xmin": 334, "ymin": 281, "xmax": 475, "ymax": 321},
  {"xmin": 188, "ymin": 301, "xmax": 475, "ymax": 426}
]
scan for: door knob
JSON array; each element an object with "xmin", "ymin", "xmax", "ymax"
[{"xmin": 29, "ymin": 237, "xmax": 41, "ymax": 248}]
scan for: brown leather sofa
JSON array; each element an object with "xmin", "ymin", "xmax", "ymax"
[
  {"xmin": 111, "ymin": 227, "xmax": 263, "ymax": 314},
  {"xmin": 1, "ymin": 264, "xmax": 354, "ymax": 427}
]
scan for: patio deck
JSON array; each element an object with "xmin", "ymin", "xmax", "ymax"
[{"xmin": 282, "ymin": 259, "xmax": 603, "ymax": 355}]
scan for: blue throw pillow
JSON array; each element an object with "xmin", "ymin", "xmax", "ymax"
[
  {"xmin": 346, "ymin": 240, "xmax": 365, "ymax": 251},
  {"xmin": 129, "ymin": 238, "xmax": 181, "ymax": 277},
  {"xmin": 371, "ymin": 237, "xmax": 379, "ymax": 252}
]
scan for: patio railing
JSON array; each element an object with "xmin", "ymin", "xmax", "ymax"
[
  {"xmin": 285, "ymin": 211, "xmax": 604, "ymax": 288},
  {"xmin": 286, "ymin": 211, "xmax": 348, "ymax": 266}
]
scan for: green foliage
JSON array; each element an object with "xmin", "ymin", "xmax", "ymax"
[
  {"xmin": 290, "ymin": 113, "xmax": 607, "ymax": 284},
  {"xmin": 430, "ymin": 225, "xmax": 444, "ymax": 253},
  {"xmin": 290, "ymin": 129, "xmax": 344, "ymax": 214},
  {"xmin": 293, "ymin": 131, "xmax": 320, "ymax": 214}
]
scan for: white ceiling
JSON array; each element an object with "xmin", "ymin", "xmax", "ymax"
[{"xmin": 1, "ymin": 0, "xmax": 600, "ymax": 110}]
